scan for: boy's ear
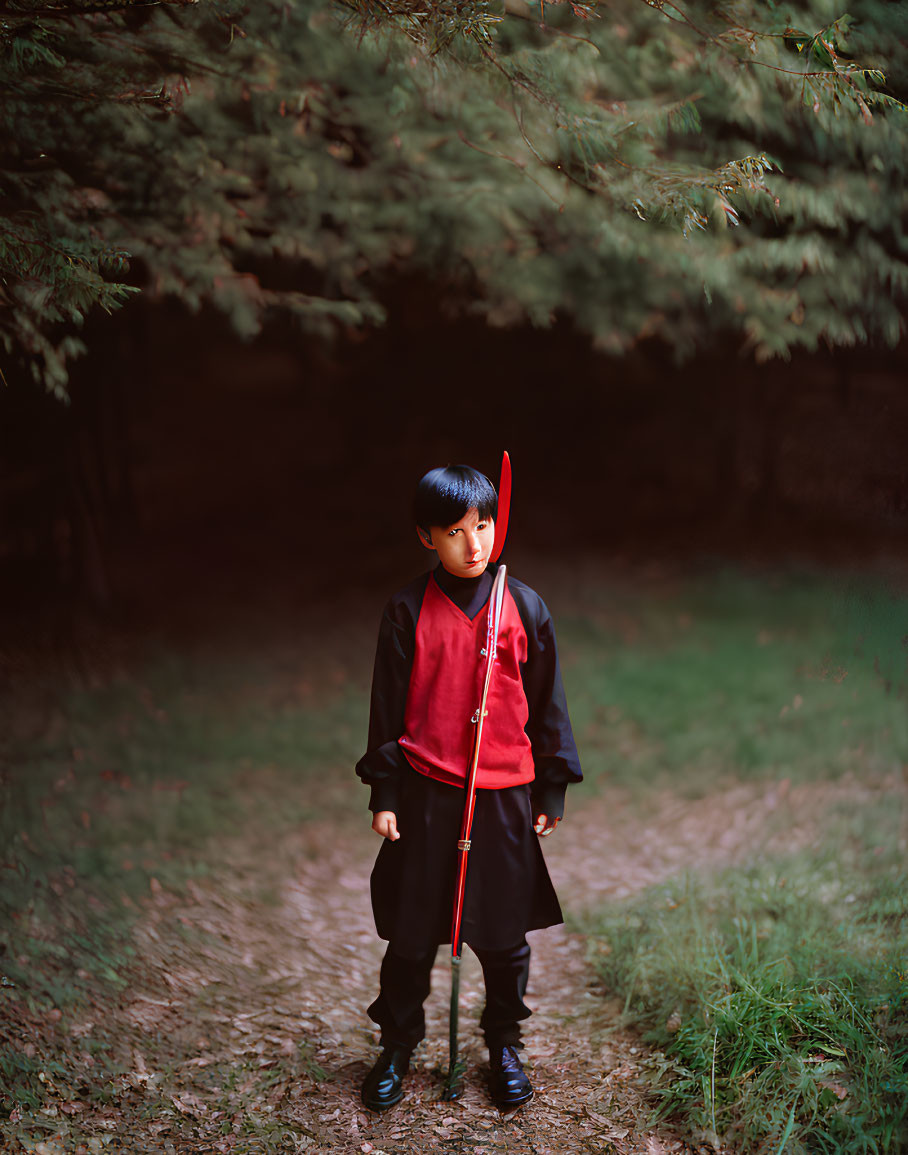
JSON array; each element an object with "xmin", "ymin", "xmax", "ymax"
[{"xmin": 416, "ymin": 526, "xmax": 436, "ymax": 550}]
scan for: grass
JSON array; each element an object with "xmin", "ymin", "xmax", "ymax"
[
  {"xmin": 0, "ymin": 650, "xmax": 367, "ymax": 1132},
  {"xmin": 577, "ymin": 791, "xmax": 908, "ymax": 1153},
  {"xmin": 1, "ymin": 565, "xmax": 905, "ymax": 1148},
  {"xmin": 560, "ymin": 568, "xmax": 907, "ymax": 794},
  {"xmin": 564, "ymin": 570, "xmax": 908, "ymax": 1152},
  {"xmin": 2, "ymin": 658, "xmax": 365, "ymax": 945}
]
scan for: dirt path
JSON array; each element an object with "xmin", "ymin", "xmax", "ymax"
[
  {"xmin": 102, "ymin": 808, "xmax": 683, "ymax": 1155},
  {"xmin": 9, "ymin": 773, "xmax": 889, "ymax": 1155}
]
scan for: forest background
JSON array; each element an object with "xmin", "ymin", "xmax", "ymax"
[{"xmin": 1, "ymin": 1, "xmax": 907, "ymax": 1152}]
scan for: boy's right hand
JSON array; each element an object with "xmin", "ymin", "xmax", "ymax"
[{"xmin": 372, "ymin": 811, "xmax": 400, "ymax": 841}]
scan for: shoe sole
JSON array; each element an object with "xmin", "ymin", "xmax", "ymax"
[
  {"xmin": 361, "ymin": 1090, "xmax": 404, "ymax": 1112},
  {"xmin": 493, "ymin": 1088, "xmax": 534, "ymax": 1111}
]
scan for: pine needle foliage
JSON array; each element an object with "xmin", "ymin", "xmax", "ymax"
[{"xmin": 1, "ymin": 0, "xmax": 906, "ymax": 394}]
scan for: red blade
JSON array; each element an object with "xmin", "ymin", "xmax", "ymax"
[{"xmin": 490, "ymin": 450, "xmax": 511, "ymax": 563}]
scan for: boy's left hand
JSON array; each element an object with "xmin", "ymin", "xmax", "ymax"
[{"xmin": 534, "ymin": 813, "xmax": 560, "ymax": 837}]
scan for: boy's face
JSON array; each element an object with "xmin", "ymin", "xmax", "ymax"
[{"xmin": 419, "ymin": 507, "xmax": 495, "ymax": 579}]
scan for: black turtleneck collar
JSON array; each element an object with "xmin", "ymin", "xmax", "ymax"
[{"xmin": 433, "ymin": 563, "xmax": 494, "ymax": 621}]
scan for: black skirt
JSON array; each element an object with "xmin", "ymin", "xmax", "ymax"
[{"xmin": 370, "ymin": 767, "xmax": 563, "ymax": 958}]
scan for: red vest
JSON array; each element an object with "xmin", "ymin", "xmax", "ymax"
[{"xmin": 399, "ymin": 577, "xmax": 535, "ymax": 789}]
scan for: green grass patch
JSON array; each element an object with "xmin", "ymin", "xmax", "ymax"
[
  {"xmin": 3, "ymin": 568, "xmax": 904, "ymax": 1020},
  {"xmin": 576, "ymin": 794, "xmax": 908, "ymax": 1153},
  {"xmin": 1, "ymin": 651, "xmax": 368, "ymax": 1017},
  {"xmin": 1, "ymin": 648, "xmax": 369, "ymax": 1128},
  {"xmin": 2, "ymin": 566, "xmax": 905, "ymax": 1140},
  {"xmin": 561, "ymin": 569, "xmax": 907, "ymax": 793}
]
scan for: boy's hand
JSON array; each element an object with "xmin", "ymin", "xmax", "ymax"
[
  {"xmin": 372, "ymin": 811, "xmax": 400, "ymax": 841},
  {"xmin": 534, "ymin": 813, "xmax": 560, "ymax": 837}
]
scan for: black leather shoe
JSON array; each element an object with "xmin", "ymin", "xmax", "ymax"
[
  {"xmin": 361, "ymin": 1046, "xmax": 410, "ymax": 1111},
  {"xmin": 489, "ymin": 1044, "xmax": 533, "ymax": 1109}
]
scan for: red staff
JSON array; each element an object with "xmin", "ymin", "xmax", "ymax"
[{"xmin": 442, "ymin": 452, "xmax": 511, "ymax": 1101}]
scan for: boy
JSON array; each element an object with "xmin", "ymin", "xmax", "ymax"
[{"xmin": 355, "ymin": 463, "xmax": 582, "ymax": 1111}]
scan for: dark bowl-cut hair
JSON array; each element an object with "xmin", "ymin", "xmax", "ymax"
[{"xmin": 413, "ymin": 465, "xmax": 498, "ymax": 531}]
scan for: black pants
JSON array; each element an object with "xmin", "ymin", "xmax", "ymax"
[{"xmin": 368, "ymin": 939, "xmax": 531, "ymax": 1051}]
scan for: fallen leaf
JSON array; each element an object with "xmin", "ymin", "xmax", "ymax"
[{"xmin": 819, "ymin": 1079, "xmax": 849, "ymax": 1100}]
